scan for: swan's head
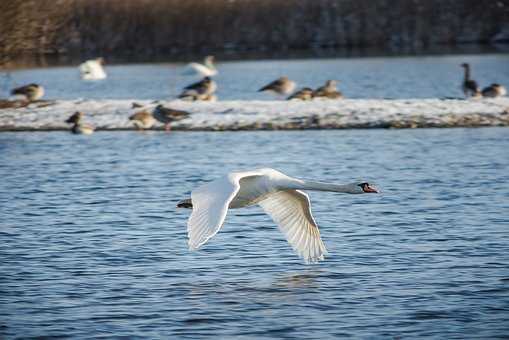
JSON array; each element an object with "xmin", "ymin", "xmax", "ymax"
[
  {"xmin": 357, "ymin": 182, "xmax": 378, "ymax": 193},
  {"xmin": 177, "ymin": 198, "xmax": 193, "ymax": 209}
]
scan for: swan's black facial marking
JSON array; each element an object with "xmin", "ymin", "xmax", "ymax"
[
  {"xmin": 358, "ymin": 182, "xmax": 378, "ymax": 193},
  {"xmin": 177, "ymin": 200, "xmax": 193, "ymax": 208},
  {"xmin": 358, "ymin": 183, "xmax": 370, "ymax": 190}
]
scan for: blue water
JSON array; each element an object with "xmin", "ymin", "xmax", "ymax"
[
  {"xmin": 2, "ymin": 54, "xmax": 509, "ymax": 100},
  {"xmin": 1, "ymin": 128, "xmax": 509, "ymax": 338}
]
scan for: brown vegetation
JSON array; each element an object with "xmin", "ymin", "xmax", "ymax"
[{"xmin": 1, "ymin": 0, "xmax": 508, "ymax": 61}]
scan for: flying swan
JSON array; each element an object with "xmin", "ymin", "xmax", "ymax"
[{"xmin": 177, "ymin": 168, "xmax": 378, "ymax": 263}]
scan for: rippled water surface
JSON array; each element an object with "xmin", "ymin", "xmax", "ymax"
[
  {"xmin": 1, "ymin": 128, "xmax": 509, "ymax": 338},
  {"xmin": 2, "ymin": 54, "xmax": 509, "ymax": 100}
]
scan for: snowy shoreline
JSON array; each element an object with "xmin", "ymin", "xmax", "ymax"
[{"xmin": 0, "ymin": 98, "xmax": 508, "ymax": 132}]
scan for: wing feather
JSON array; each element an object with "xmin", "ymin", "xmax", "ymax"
[
  {"xmin": 187, "ymin": 175, "xmax": 240, "ymax": 250},
  {"xmin": 187, "ymin": 171, "xmax": 264, "ymax": 250},
  {"xmin": 258, "ymin": 190, "xmax": 328, "ymax": 263}
]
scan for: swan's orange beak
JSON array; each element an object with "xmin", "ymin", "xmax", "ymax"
[{"xmin": 363, "ymin": 185, "xmax": 379, "ymax": 193}]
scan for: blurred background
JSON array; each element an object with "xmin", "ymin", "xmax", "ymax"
[{"xmin": 1, "ymin": 0, "xmax": 509, "ymax": 67}]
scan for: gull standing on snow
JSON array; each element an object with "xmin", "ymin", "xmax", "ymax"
[
  {"xmin": 80, "ymin": 58, "xmax": 107, "ymax": 80},
  {"xmin": 258, "ymin": 76, "xmax": 296, "ymax": 97},
  {"xmin": 177, "ymin": 168, "xmax": 378, "ymax": 263},
  {"xmin": 11, "ymin": 83, "xmax": 44, "ymax": 101},
  {"xmin": 181, "ymin": 56, "xmax": 218, "ymax": 77}
]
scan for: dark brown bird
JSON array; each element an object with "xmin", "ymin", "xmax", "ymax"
[
  {"xmin": 152, "ymin": 105, "xmax": 190, "ymax": 131},
  {"xmin": 460, "ymin": 63, "xmax": 480, "ymax": 98}
]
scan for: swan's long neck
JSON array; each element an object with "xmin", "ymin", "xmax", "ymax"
[{"xmin": 287, "ymin": 179, "xmax": 359, "ymax": 194}]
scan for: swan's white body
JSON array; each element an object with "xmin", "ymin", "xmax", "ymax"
[
  {"xmin": 180, "ymin": 168, "xmax": 377, "ymax": 263},
  {"xmin": 182, "ymin": 56, "xmax": 217, "ymax": 77},
  {"xmin": 79, "ymin": 59, "xmax": 107, "ymax": 80}
]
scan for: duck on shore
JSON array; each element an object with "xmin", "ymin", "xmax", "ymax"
[
  {"xmin": 129, "ymin": 110, "xmax": 156, "ymax": 130},
  {"xmin": 259, "ymin": 76, "xmax": 296, "ymax": 97},
  {"xmin": 65, "ymin": 111, "xmax": 95, "ymax": 134},
  {"xmin": 181, "ymin": 56, "xmax": 218, "ymax": 77},
  {"xmin": 460, "ymin": 63, "xmax": 480, "ymax": 98},
  {"xmin": 79, "ymin": 58, "xmax": 107, "ymax": 80},
  {"xmin": 11, "ymin": 83, "xmax": 44, "ymax": 101},
  {"xmin": 313, "ymin": 80, "xmax": 343, "ymax": 99},
  {"xmin": 481, "ymin": 83, "xmax": 507, "ymax": 98},
  {"xmin": 178, "ymin": 77, "xmax": 217, "ymax": 101},
  {"xmin": 287, "ymin": 87, "xmax": 314, "ymax": 101},
  {"xmin": 153, "ymin": 104, "xmax": 190, "ymax": 131}
]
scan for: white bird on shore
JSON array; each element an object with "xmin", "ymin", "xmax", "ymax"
[
  {"xmin": 182, "ymin": 55, "xmax": 217, "ymax": 77},
  {"xmin": 80, "ymin": 58, "xmax": 107, "ymax": 80},
  {"xmin": 177, "ymin": 168, "xmax": 378, "ymax": 263}
]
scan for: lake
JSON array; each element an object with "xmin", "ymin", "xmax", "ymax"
[
  {"xmin": 1, "ymin": 128, "xmax": 508, "ymax": 338},
  {"xmin": 1, "ymin": 53, "xmax": 509, "ymax": 100}
]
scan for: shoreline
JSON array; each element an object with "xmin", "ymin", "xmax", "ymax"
[{"xmin": 0, "ymin": 98, "xmax": 508, "ymax": 132}]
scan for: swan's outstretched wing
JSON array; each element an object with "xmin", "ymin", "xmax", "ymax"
[
  {"xmin": 187, "ymin": 175, "xmax": 240, "ymax": 250},
  {"xmin": 258, "ymin": 190, "xmax": 328, "ymax": 263}
]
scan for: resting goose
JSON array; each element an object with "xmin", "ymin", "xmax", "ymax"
[
  {"xmin": 259, "ymin": 77, "xmax": 296, "ymax": 96},
  {"xmin": 287, "ymin": 87, "xmax": 314, "ymax": 101},
  {"xmin": 178, "ymin": 77, "xmax": 217, "ymax": 101},
  {"xmin": 65, "ymin": 112, "xmax": 95, "ymax": 135},
  {"xmin": 177, "ymin": 168, "xmax": 378, "ymax": 263},
  {"xmin": 313, "ymin": 80, "xmax": 343, "ymax": 99},
  {"xmin": 11, "ymin": 83, "xmax": 44, "ymax": 101},
  {"xmin": 481, "ymin": 83, "xmax": 507, "ymax": 98},
  {"xmin": 129, "ymin": 110, "xmax": 156, "ymax": 130}
]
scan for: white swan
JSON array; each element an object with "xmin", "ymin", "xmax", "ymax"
[
  {"xmin": 177, "ymin": 168, "xmax": 378, "ymax": 263},
  {"xmin": 79, "ymin": 58, "xmax": 107, "ymax": 80},
  {"xmin": 181, "ymin": 55, "xmax": 217, "ymax": 77}
]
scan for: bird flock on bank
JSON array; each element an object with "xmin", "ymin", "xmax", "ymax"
[{"xmin": 3, "ymin": 57, "xmax": 507, "ymax": 134}]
